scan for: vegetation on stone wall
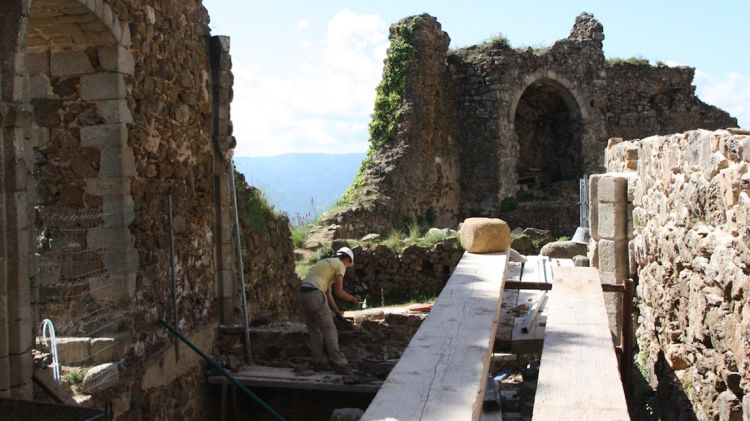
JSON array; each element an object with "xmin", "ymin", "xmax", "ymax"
[
  {"xmin": 339, "ymin": 16, "xmax": 420, "ymax": 206},
  {"xmin": 235, "ymin": 171, "xmax": 277, "ymax": 233},
  {"xmin": 606, "ymin": 56, "xmax": 650, "ymax": 66}
]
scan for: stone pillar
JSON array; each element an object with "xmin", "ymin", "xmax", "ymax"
[
  {"xmin": 210, "ymin": 36, "xmax": 237, "ymax": 324},
  {"xmin": 0, "ymin": 102, "xmax": 34, "ymax": 399},
  {"xmin": 589, "ymin": 172, "xmax": 636, "ymax": 341}
]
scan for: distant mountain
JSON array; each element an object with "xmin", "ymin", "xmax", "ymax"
[{"xmin": 234, "ymin": 153, "xmax": 366, "ymax": 224}]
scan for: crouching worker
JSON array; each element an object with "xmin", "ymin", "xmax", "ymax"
[{"xmin": 299, "ymin": 247, "xmax": 359, "ymax": 374}]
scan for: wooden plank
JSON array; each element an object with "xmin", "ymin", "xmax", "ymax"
[
  {"xmin": 510, "ymin": 290, "xmax": 547, "ymax": 354},
  {"xmin": 207, "ymin": 365, "xmax": 381, "ymax": 394},
  {"xmin": 532, "ymin": 267, "xmax": 628, "ymax": 421},
  {"xmin": 363, "ymin": 252, "xmax": 508, "ymax": 421},
  {"xmin": 495, "ymin": 288, "xmax": 519, "ymax": 348}
]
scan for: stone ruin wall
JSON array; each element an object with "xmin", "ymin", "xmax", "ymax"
[
  {"xmin": 327, "ymin": 13, "xmax": 736, "ymax": 239},
  {"xmin": 0, "ymin": 0, "xmax": 268, "ymax": 417},
  {"xmin": 600, "ymin": 128, "xmax": 750, "ymax": 420}
]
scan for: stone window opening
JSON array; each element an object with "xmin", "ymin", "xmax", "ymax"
[{"xmin": 513, "ymin": 78, "xmax": 584, "ymax": 202}]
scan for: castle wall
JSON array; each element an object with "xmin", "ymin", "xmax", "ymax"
[
  {"xmin": 599, "ymin": 128, "xmax": 750, "ymax": 420},
  {"xmin": 327, "ymin": 13, "xmax": 737, "ymax": 240}
]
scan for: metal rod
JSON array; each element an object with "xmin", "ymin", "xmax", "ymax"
[
  {"xmin": 621, "ymin": 278, "xmax": 635, "ymax": 403},
  {"xmin": 229, "ymin": 163, "xmax": 253, "ymax": 364},
  {"xmin": 156, "ymin": 320, "xmax": 285, "ymax": 421},
  {"xmin": 167, "ymin": 195, "xmax": 179, "ymax": 360}
]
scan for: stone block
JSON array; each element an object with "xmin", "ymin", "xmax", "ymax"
[
  {"xmin": 99, "ymin": 146, "xmax": 136, "ymax": 177},
  {"xmin": 8, "ymin": 318, "xmax": 32, "ymax": 355},
  {"xmin": 589, "ymin": 174, "xmax": 600, "ymax": 240},
  {"xmin": 90, "ymin": 337, "xmax": 120, "ymax": 364},
  {"xmin": 598, "ymin": 175, "xmax": 627, "ymax": 203},
  {"xmin": 27, "ymin": 52, "xmax": 49, "ymax": 74},
  {"xmin": 55, "ymin": 337, "xmax": 92, "ymax": 365},
  {"xmin": 597, "ymin": 239, "xmax": 628, "ymax": 281},
  {"xmin": 8, "ymin": 353, "xmax": 32, "ymax": 387},
  {"xmin": 81, "ymin": 363, "xmax": 118, "ymax": 394},
  {"xmin": 98, "ymin": 99, "xmax": 133, "ymax": 124},
  {"xmin": 89, "ymin": 273, "xmax": 136, "ymax": 304},
  {"xmin": 459, "ymin": 217, "xmax": 511, "ymax": 253},
  {"xmin": 597, "ymin": 202, "xmax": 627, "ymax": 240},
  {"xmin": 98, "ymin": 46, "xmax": 135, "ymax": 75},
  {"xmin": 29, "ymin": 74, "xmax": 51, "ymax": 98},
  {"xmin": 103, "ymin": 195, "xmax": 135, "ymax": 227},
  {"xmin": 87, "ymin": 226, "xmax": 127, "ymax": 249},
  {"xmin": 603, "ymin": 291, "xmax": 622, "ymax": 344},
  {"xmin": 102, "ymin": 248, "xmax": 139, "ymax": 275},
  {"xmin": 539, "ymin": 241, "xmax": 587, "ymax": 259},
  {"xmin": 588, "ymin": 240, "xmax": 599, "ymax": 268},
  {"xmin": 85, "ymin": 176, "xmax": 130, "ymax": 196},
  {"xmin": 717, "ymin": 390, "xmax": 742, "ymax": 421},
  {"xmin": 0, "ymin": 356, "xmax": 8, "ymax": 391},
  {"xmin": 80, "ymin": 73, "xmax": 125, "ymax": 100},
  {"xmin": 80, "ymin": 124, "xmax": 127, "ymax": 148},
  {"xmin": 50, "ymin": 50, "xmax": 94, "ymax": 77}
]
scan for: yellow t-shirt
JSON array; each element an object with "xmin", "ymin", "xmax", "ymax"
[{"xmin": 304, "ymin": 257, "xmax": 345, "ymax": 292}]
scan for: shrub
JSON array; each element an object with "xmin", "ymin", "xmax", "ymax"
[
  {"xmin": 290, "ymin": 224, "xmax": 312, "ymax": 248},
  {"xmin": 239, "ymin": 185, "xmax": 276, "ymax": 233}
]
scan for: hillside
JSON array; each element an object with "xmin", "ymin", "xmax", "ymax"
[{"xmin": 234, "ymin": 153, "xmax": 365, "ymax": 223}]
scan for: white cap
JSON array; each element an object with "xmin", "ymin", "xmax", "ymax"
[{"xmin": 336, "ymin": 247, "xmax": 354, "ymax": 264}]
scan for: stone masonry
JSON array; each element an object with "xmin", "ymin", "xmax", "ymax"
[
  {"xmin": 595, "ymin": 128, "xmax": 750, "ymax": 420},
  {"xmin": 0, "ymin": 0, "xmax": 256, "ymax": 418},
  {"xmin": 327, "ymin": 13, "xmax": 736, "ymax": 239}
]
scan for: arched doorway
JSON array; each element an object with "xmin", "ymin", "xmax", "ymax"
[{"xmin": 513, "ymin": 78, "xmax": 583, "ymax": 201}]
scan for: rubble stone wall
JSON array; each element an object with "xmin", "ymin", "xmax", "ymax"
[
  {"xmin": 347, "ymin": 241, "xmax": 464, "ymax": 304},
  {"xmin": 326, "ymin": 13, "xmax": 736, "ymax": 239},
  {"xmin": 603, "ymin": 128, "xmax": 750, "ymax": 420}
]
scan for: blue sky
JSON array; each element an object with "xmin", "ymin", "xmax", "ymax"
[{"xmin": 203, "ymin": 1, "xmax": 749, "ymax": 157}]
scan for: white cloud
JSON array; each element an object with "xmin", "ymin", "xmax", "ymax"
[
  {"xmin": 231, "ymin": 10, "xmax": 388, "ymax": 157},
  {"xmin": 694, "ymin": 70, "xmax": 750, "ymax": 129},
  {"xmin": 296, "ymin": 19, "xmax": 310, "ymax": 30}
]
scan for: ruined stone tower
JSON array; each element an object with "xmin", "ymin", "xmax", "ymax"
[{"xmin": 326, "ymin": 13, "xmax": 736, "ymax": 238}]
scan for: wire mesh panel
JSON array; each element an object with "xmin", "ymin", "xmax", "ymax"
[
  {"xmin": 35, "ymin": 206, "xmax": 123, "ymax": 391},
  {"xmin": 579, "ymin": 176, "xmax": 590, "ymax": 228}
]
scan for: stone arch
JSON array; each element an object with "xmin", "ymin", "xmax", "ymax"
[
  {"xmin": 25, "ymin": 0, "xmax": 137, "ymax": 336},
  {"xmin": 510, "ymin": 72, "xmax": 587, "ymax": 199}
]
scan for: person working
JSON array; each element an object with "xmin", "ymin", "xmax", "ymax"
[{"xmin": 299, "ymin": 247, "xmax": 359, "ymax": 374}]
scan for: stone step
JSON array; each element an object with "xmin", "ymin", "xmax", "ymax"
[{"xmin": 36, "ymin": 336, "xmax": 122, "ymax": 366}]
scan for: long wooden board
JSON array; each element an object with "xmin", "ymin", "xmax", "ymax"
[
  {"xmin": 207, "ymin": 365, "xmax": 381, "ymax": 393},
  {"xmin": 532, "ymin": 267, "xmax": 628, "ymax": 420},
  {"xmin": 362, "ymin": 252, "xmax": 508, "ymax": 421}
]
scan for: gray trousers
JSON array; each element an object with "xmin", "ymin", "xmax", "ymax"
[{"xmin": 300, "ymin": 289, "xmax": 348, "ymax": 367}]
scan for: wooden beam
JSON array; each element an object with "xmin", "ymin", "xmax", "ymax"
[
  {"xmin": 532, "ymin": 267, "xmax": 629, "ymax": 420},
  {"xmin": 208, "ymin": 366, "xmax": 381, "ymax": 394},
  {"xmin": 362, "ymin": 252, "xmax": 508, "ymax": 421}
]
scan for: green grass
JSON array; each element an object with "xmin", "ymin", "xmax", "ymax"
[
  {"xmin": 477, "ymin": 32, "xmax": 509, "ymax": 49},
  {"xmin": 63, "ymin": 368, "xmax": 87, "ymax": 384},
  {"xmin": 290, "ymin": 223, "xmax": 313, "ymax": 248},
  {"xmin": 416, "ymin": 230, "xmax": 447, "ymax": 248},
  {"xmin": 556, "ymin": 235, "xmax": 571, "ymax": 242},
  {"xmin": 383, "ymin": 229, "xmax": 404, "ymax": 251},
  {"xmin": 407, "ymin": 224, "xmax": 422, "ymax": 241},
  {"xmin": 239, "ymin": 186, "xmax": 276, "ymax": 233}
]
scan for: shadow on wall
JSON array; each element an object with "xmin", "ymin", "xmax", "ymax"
[{"xmin": 630, "ymin": 351, "xmax": 699, "ymax": 421}]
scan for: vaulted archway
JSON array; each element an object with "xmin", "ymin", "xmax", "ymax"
[{"xmin": 513, "ymin": 78, "xmax": 584, "ymax": 200}]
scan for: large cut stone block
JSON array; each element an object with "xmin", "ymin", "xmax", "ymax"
[
  {"xmin": 100, "ymin": 146, "xmax": 135, "ymax": 177},
  {"xmin": 54, "ymin": 337, "xmax": 91, "ymax": 365},
  {"xmin": 598, "ymin": 239, "xmax": 628, "ymax": 283},
  {"xmin": 459, "ymin": 217, "xmax": 511, "ymax": 253},
  {"xmin": 597, "ymin": 202, "xmax": 627, "ymax": 240},
  {"xmin": 90, "ymin": 337, "xmax": 120, "ymax": 364},
  {"xmin": 50, "ymin": 50, "xmax": 94, "ymax": 77},
  {"xmin": 81, "ymin": 73, "xmax": 125, "ymax": 100},
  {"xmin": 80, "ymin": 124, "xmax": 127, "ymax": 148},
  {"xmin": 81, "ymin": 363, "xmax": 119, "ymax": 394},
  {"xmin": 27, "ymin": 53, "xmax": 49, "ymax": 75},
  {"xmin": 98, "ymin": 99, "xmax": 133, "ymax": 124},
  {"xmin": 589, "ymin": 174, "xmax": 600, "ymax": 240},
  {"xmin": 98, "ymin": 46, "xmax": 135, "ymax": 75},
  {"xmin": 597, "ymin": 175, "xmax": 627, "ymax": 203}
]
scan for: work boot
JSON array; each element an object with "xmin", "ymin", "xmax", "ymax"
[{"xmin": 333, "ymin": 364, "xmax": 353, "ymax": 375}]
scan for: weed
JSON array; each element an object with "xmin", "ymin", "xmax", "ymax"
[
  {"xmin": 416, "ymin": 230, "xmax": 447, "ymax": 248},
  {"xmin": 556, "ymin": 235, "xmax": 571, "ymax": 242},
  {"xmin": 290, "ymin": 224, "xmax": 312, "ymax": 248},
  {"xmin": 477, "ymin": 33, "xmax": 509, "ymax": 49},
  {"xmin": 383, "ymin": 229, "xmax": 404, "ymax": 251},
  {"xmin": 239, "ymin": 185, "xmax": 276, "ymax": 233},
  {"xmin": 407, "ymin": 224, "xmax": 422, "ymax": 241},
  {"xmin": 63, "ymin": 368, "xmax": 88, "ymax": 385},
  {"xmin": 607, "ymin": 56, "xmax": 650, "ymax": 66}
]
